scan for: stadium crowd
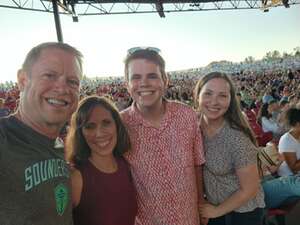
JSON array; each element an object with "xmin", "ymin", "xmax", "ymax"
[{"xmin": 1, "ymin": 60, "xmax": 300, "ymax": 115}]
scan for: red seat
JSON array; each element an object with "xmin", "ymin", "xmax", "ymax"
[
  {"xmin": 268, "ymin": 208, "xmax": 289, "ymax": 216},
  {"xmin": 265, "ymin": 200, "xmax": 300, "ymax": 225},
  {"xmin": 248, "ymin": 120, "xmax": 273, "ymax": 146},
  {"xmin": 244, "ymin": 109, "xmax": 257, "ymax": 122}
]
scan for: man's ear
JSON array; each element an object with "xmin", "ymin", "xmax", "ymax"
[{"xmin": 17, "ymin": 69, "xmax": 28, "ymax": 92}]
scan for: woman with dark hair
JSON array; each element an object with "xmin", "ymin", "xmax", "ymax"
[
  {"xmin": 277, "ymin": 107, "xmax": 300, "ymax": 176},
  {"xmin": 258, "ymin": 99, "xmax": 285, "ymax": 139},
  {"xmin": 262, "ymin": 107, "xmax": 300, "ymax": 208},
  {"xmin": 66, "ymin": 96, "xmax": 137, "ymax": 225},
  {"xmin": 194, "ymin": 72, "xmax": 265, "ymax": 225}
]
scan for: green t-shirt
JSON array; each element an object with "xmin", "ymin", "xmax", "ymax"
[{"xmin": 0, "ymin": 116, "xmax": 73, "ymax": 225}]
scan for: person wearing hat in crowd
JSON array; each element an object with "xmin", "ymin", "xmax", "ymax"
[{"xmin": 0, "ymin": 42, "xmax": 83, "ymax": 225}]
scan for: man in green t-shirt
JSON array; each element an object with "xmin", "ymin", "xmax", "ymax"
[{"xmin": 0, "ymin": 42, "xmax": 83, "ymax": 225}]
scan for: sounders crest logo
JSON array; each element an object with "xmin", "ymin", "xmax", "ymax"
[{"xmin": 54, "ymin": 184, "xmax": 68, "ymax": 216}]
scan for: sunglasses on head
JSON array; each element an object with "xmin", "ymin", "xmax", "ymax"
[{"xmin": 127, "ymin": 46, "xmax": 161, "ymax": 55}]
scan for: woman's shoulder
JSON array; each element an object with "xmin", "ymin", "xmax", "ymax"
[
  {"xmin": 223, "ymin": 124, "xmax": 255, "ymax": 148},
  {"xmin": 223, "ymin": 123, "xmax": 247, "ymax": 139},
  {"xmin": 279, "ymin": 131, "xmax": 288, "ymax": 137},
  {"xmin": 279, "ymin": 132, "xmax": 297, "ymax": 148}
]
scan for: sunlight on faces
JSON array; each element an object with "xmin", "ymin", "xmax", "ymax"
[
  {"xmin": 18, "ymin": 48, "xmax": 81, "ymax": 130},
  {"xmin": 127, "ymin": 59, "xmax": 167, "ymax": 111},
  {"xmin": 198, "ymin": 78, "xmax": 231, "ymax": 124},
  {"xmin": 82, "ymin": 106, "xmax": 117, "ymax": 158}
]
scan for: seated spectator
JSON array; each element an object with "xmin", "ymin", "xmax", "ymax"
[
  {"xmin": 262, "ymin": 88, "xmax": 274, "ymax": 104},
  {"xmin": 277, "ymin": 107, "xmax": 300, "ymax": 176},
  {"xmin": 0, "ymin": 98, "xmax": 10, "ymax": 118},
  {"xmin": 289, "ymin": 93, "xmax": 300, "ymax": 108},
  {"xmin": 277, "ymin": 99, "xmax": 290, "ymax": 129},
  {"xmin": 237, "ymin": 92, "xmax": 249, "ymax": 110},
  {"xmin": 4, "ymin": 96, "xmax": 17, "ymax": 112},
  {"xmin": 261, "ymin": 108, "xmax": 300, "ymax": 208},
  {"xmin": 258, "ymin": 99, "xmax": 285, "ymax": 139},
  {"xmin": 280, "ymin": 86, "xmax": 290, "ymax": 102},
  {"xmin": 240, "ymin": 86, "xmax": 255, "ymax": 108}
]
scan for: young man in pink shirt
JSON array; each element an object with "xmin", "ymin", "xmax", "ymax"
[{"xmin": 121, "ymin": 47, "xmax": 206, "ymax": 225}]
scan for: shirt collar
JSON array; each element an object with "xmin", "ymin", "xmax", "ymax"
[{"xmin": 126, "ymin": 99, "xmax": 175, "ymax": 130}]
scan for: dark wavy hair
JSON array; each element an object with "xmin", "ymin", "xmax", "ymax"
[
  {"xmin": 194, "ymin": 72, "xmax": 257, "ymax": 146},
  {"xmin": 286, "ymin": 107, "xmax": 300, "ymax": 127},
  {"xmin": 66, "ymin": 96, "xmax": 131, "ymax": 166}
]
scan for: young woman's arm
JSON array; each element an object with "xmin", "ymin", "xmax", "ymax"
[{"xmin": 199, "ymin": 164, "xmax": 260, "ymax": 218}]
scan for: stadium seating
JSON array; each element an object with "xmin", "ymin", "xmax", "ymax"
[
  {"xmin": 248, "ymin": 120, "xmax": 273, "ymax": 146},
  {"xmin": 264, "ymin": 199, "xmax": 300, "ymax": 225}
]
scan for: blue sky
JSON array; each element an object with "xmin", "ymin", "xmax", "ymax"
[{"xmin": 0, "ymin": 3, "xmax": 299, "ymax": 82}]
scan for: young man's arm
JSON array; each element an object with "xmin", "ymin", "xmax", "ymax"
[
  {"xmin": 195, "ymin": 165, "xmax": 205, "ymax": 204},
  {"xmin": 195, "ymin": 165, "xmax": 208, "ymax": 225}
]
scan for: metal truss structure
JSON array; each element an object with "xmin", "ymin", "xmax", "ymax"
[
  {"xmin": 1, "ymin": 0, "xmax": 299, "ymax": 41},
  {"xmin": 1, "ymin": 0, "xmax": 299, "ymax": 17}
]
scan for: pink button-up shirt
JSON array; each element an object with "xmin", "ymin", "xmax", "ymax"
[{"xmin": 121, "ymin": 101, "xmax": 205, "ymax": 225}]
